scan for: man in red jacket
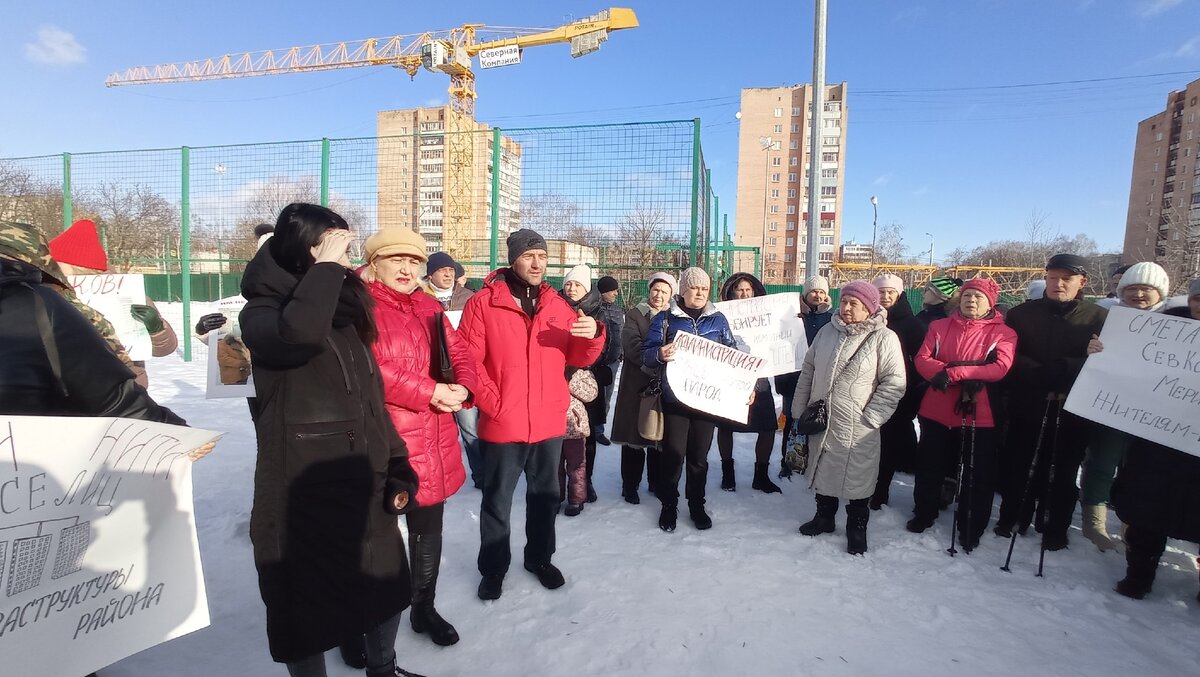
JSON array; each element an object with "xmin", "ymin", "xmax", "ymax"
[{"xmin": 458, "ymin": 228, "xmax": 606, "ymax": 600}]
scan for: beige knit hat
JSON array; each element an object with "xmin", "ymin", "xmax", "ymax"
[{"xmin": 364, "ymin": 227, "xmax": 427, "ymax": 262}]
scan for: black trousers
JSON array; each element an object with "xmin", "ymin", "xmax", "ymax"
[
  {"xmin": 477, "ymin": 437, "xmax": 563, "ymax": 576},
  {"xmin": 912, "ymin": 417, "xmax": 997, "ymax": 540},
  {"xmin": 659, "ymin": 404, "xmax": 716, "ymax": 507},
  {"xmin": 621, "ymin": 444, "xmax": 662, "ymax": 492},
  {"xmin": 996, "ymin": 403, "xmax": 1089, "ymax": 538},
  {"xmin": 873, "ymin": 400, "xmax": 919, "ymax": 503},
  {"xmin": 406, "ymin": 500, "xmax": 444, "ymax": 537}
]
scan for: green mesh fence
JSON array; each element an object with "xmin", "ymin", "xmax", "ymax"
[{"xmin": 1, "ymin": 119, "xmax": 718, "ymax": 360}]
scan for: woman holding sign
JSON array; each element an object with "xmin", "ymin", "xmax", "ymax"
[
  {"xmin": 792, "ymin": 281, "xmax": 906, "ymax": 555},
  {"xmin": 715, "ymin": 272, "xmax": 782, "ymax": 494},
  {"xmin": 361, "ymin": 227, "xmax": 480, "ymax": 648},
  {"xmin": 642, "ymin": 266, "xmax": 737, "ymax": 532},
  {"xmin": 239, "ymin": 204, "xmax": 426, "ymax": 677}
]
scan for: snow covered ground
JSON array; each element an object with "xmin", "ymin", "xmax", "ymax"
[{"xmin": 102, "ymin": 319, "xmax": 1200, "ymax": 676}]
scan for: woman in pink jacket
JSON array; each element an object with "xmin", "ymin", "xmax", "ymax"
[
  {"xmin": 364, "ymin": 227, "xmax": 480, "ymax": 648},
  {"xmin": 906, "ymin": 277, "xmax": 1017, "ymax": 553}
]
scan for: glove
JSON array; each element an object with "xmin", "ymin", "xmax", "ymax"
[
  {"xmin": 929, "ymin": 370, "xmax": 951, "ymax": 392},
  {"xmin": 130, "ymin": 304, "xmax": 165, "ymax": 334},
  {"xmin": 195, "ymin": 313, "xmax": 227, "ymax": 334}
]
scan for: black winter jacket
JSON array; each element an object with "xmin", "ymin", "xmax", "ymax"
[
  {"xmin": 1003, "ymin": 297, "xmax": 1107, "ymax": 420},
  {"xmin": 239, "ymin": 247, "xmax": 417, "ymax": 663},
  {"xmin": 0, "ymin": 258, "xmax": 184, "ymax": 424}
]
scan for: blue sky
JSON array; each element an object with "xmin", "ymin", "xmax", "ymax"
[{"xmin": 3, "ymin": 0, "xmax": 1199, "ymax": 259}]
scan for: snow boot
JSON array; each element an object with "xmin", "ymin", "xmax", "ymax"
[
  {"xmin": 564, "ymin": 503, "xmax": 584, "ymax": 517},
  {"xmin": 367, "ymin": 662, "xmax": 429, "ymax": 677},
  {"xmin": 846, "ymin": 501, "xmax": 870, "ymax": 555},
  {"xmin": 477, "ymin": 574, "xmax": 504, "ymax": 601},
  {"xmin": 523, "ymin": 561, "xmax": 566, "ymax": 589},
  {"xmin": 689, "ymin": 501, "xmax": 713, "ymax": 530},
  {"xmin": 338, "ymin": 635, "xmax": 368, "ymax": 669},
  {"xmin": 906, "ymin": 514, "xmax": 935, "ymax": 534},
  {"xmin": 409, "ymin": 534, "xmax": 459, "ymax": 646},
  {"xmin": 659, "ymin": 503, "xmax": 678, "ymax": 532},
  {"xmin": 1115, "ymin": 526, "xmax": 1166, "ymax": 600},
  {"xmin": 586, "ymin": 482, "xmax": 598, "ymax": 503},
  {"xmin": 1041, "ymin": 530, "xmax": 1069, "ymax": 552},
  {"xmin": 799, "ymin": 494, "xmax": 838, "ymax": 536},
  {"xmin": 752, "ymin": 462, "xmax": 782, "ymax": 494},
  {"xmin": 622, "ymin": 484, "xmax": 640, "ymax": 505},
  {"xmin": 1082, "ymin": 504, "xmax": 1116, "ymax": 552},
  {"xmin": 720, "ymin": 459, "xmax": 736, "ymax": 491}
]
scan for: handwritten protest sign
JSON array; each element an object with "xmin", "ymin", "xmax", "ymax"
[
  {"xmin": 666, "ymin": 332, "xmax": 765, "ymax": 424},
  {"xmin": 204, "ymin": 296, "xmax": 255, "ymax": 399},
  {"xmin": 0, "ymin": 416, "xmax": 218, "ymax": 677},
  {"xmin": 1065, "ymin": 306, "xmax": 1200, "ymax": 457},
  {"xmin": 69, "ymin": 274, "xmax": 153, "ymax": 361},
  {"xmin": 715, "ymin": 292, "xmax": 807, "ymax": 377}
]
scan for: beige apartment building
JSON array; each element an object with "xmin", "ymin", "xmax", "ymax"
[
  {"xmin": 734, "ymin": 83, "xmax": 848, "ymax": 282},
  {"xmin": 377, "ymin": 106, "xmax": 522, "ymax": 267},
  {"xmin": 1123, "ymin": 77, "xmax": 1200, "ymax": 287}
]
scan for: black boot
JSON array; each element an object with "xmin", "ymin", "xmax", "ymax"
[
  {"xmin": 338, "ymin": 634, "xmax": 367, "ymax": 669},
  {"xmin": 720, "ymin": 459, "xmax": 736, "ymax": 491},
  {"xmin": 409, "ymin": 534, "xmax": 459, "ymax": 646},
  {"xmin": 658, "ymin": 502, "xmax": 678, "ymax": 532},
  {"xmin": 846, "ymin": 500, "xmax": 870, "ymax": 555},
  {"xmin": 1115, "ymin": 526, "xmax": 1165, "ymax": 600},
  {"xmin": 751, "ymin": 462, "xmax": 782, "ymax": 494},
  {"xmin": 622, "ymin": 483, "xmax": 640, "ymax": 504},
  {"xmin": 799, "ymin": 494, "xmax": 838, "ymax": 536},
  {"xmin": 689, "ymin": 501, "xmax": 713, "ymax": 530}
]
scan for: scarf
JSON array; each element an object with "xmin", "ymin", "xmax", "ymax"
[{"xmin": 505, "ymin": 270, "xmax": 541, "ymax": 317}]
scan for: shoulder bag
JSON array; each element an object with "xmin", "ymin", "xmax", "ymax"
[{"xmin": 637, "ymin": 314, "xmax": 670, "ymax": 442}]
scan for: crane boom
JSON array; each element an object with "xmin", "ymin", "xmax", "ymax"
[{"xmin": 104, "ymin": 8, "xmax": 639, "ymax": 261}]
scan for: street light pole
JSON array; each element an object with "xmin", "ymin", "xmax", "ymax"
[
  {"xmin": 869, "ymin": 195, "xmax": 878, "ymax": 266},
  {"xmin": 924, "ymin": 232, "xmax": 935, "ymax": 267}
]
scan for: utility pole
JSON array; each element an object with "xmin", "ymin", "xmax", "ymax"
[{"xmin": 804, "ymin": 0, "xmax": 827, "ymax": 282}]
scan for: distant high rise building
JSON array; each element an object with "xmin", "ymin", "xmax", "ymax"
[
  {"xmin": 1123, "ymin": 77, "xmax": 1200, "ymax": 284},
  {"xmin": 377, "ymin": 106, "xmax": 522, "ymax": 265},
  {"xmin": 734, "ymin": 83, "xmax": 848, "ymax": 282},
  {"xmin": 838, "ymin": 241, "xmax": 873, "ymax": 264}
]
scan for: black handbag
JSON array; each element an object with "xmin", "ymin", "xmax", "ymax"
[
  {"xmin": 435, "ymin": 313, "xmax": 456, "ymax": 384},
  {"xmin": 792, "ymin": 332, "xmax": 879, "ymax": 437}
]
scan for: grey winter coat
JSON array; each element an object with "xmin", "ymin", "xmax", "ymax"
[{"xmin": 792, "ymin": 310, "xmax": 906, "ymax": 500}]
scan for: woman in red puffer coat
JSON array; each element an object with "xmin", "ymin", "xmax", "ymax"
[
  {"xmin": 906, "ymin": 277, "xmax": 1016, "ymax": 553},
  {"xmin": 363, "ymin": 227, "xmax": 480, "ymax": 649}
]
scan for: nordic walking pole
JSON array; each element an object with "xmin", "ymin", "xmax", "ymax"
[
  {"xmin": 1036, "ymin": 396, "xmax": 1065, "ymax": 578},
  {"xmin": 1001, "ymin": 396, "xmax": 1054, "ymax": 573},
  {"xmin": 947, "ymin": 412, "xmax": 969, "ymax": 557},
  {"xmin": 963, "ymin": 416, "xmax": 977, "ymax": 553}
]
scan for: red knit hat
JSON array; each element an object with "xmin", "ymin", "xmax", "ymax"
[
  {"xmin": 961, "ymin": 277, "xmax": 999, "ymax": 308},
  {"xmin": 49, "ymin": 219, "xmax": 108, "ymax": 271}
]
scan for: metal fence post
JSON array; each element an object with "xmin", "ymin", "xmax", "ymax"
[
  {"xmin": 320, "ymin": 138, "xmax": 331, "ymax": 207},
  {"xmin": 181, "ymin": 146, "xmax": 192, "ymax": 362},
  {"xmin": 62, "ymin": 152, "xmax": 72, "ymax": 232},
  {"xmin": 490, "ymin": 127, "xmax": 501, "ymax": 272},
  {"xmin": 689, "ymin": 118, "xmax": 701, "ymax": 267}
]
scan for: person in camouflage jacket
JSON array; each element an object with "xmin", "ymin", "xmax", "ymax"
[{"xmin": 0, "ymin": 221, "xmax": 139, "ymax": 378}]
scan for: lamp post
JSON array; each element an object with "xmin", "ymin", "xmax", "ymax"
[
  {"xmin": 869, "ymin": 195, "xmax": 878, "ymax": 266},
  {"xmin": 759, "ymin": 135, "xmax": 774, "ymax": 278},
  {"xmin": 924, "ymin": 231, "xmax": 935, "ymax": 267}
]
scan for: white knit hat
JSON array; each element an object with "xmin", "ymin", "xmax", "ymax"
[
  {"xmin": 678, "ymin": 266, "xmax": 711, "ymax": 291},
  {"xmin": 872, "ymin": 273, "xmax": 904, "ymax": 292},
  {"xmin": 805, "ymin": 275, "xmax": 830, "ymax": 292},
  {"xmin": 1117, "ymin": 262, "xmax": 1170, "ymax": 300},
  {"xmin": 647, "ymin": 271, "xmax": 678, "ymax": 296},
  {"xmin": 563, "ymin": 263, "xmax": 592, "ymax": 293}
]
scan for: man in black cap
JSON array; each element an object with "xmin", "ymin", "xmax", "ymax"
[
  {"xmin": 422, "ymin": 250, "xmax": 482, "ymax": 488},
  {"xmin": 994, "ymin": 253, "xmax": 1107, "ymax": 551},
  {"xmin": 458, "ymin": 228, "xmax": 606, "ymax": 600}
]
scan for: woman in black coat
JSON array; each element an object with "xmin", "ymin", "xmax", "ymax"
[
  {"xmin": 1110, "ymin": 292, "xmax": 1200, "ymax": 602},
  {"xmin": 240, "ymin": 203, "xmax": 423, "ymax": 677},
  {"xmin": 715, "ymin": 272, "xmax": 781, "ymax": 494}
]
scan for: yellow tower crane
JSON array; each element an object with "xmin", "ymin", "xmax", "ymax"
[{"xmin": 105, "ymin": 8, "xmax": 639, "ymax": 258}]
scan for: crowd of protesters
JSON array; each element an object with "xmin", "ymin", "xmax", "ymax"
[{"xmin": 5, "ymin": 206, "xmax": 1200, "ymax": 677}]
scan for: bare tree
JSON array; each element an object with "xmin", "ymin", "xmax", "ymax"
[
  {"xmin": 79, "ymin": 181, "xmax": 179, "ymax": 271},
  {"xmin": 519, "ymin": 193, "xmax": 582, "ymax": 241},
  {"xmin": 0, "ymin": 162, "xmax": 64, "ymax": 234},
  {"xmin": 874, "ymin": 220, "xmax": 910, "ymax": 264}
]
